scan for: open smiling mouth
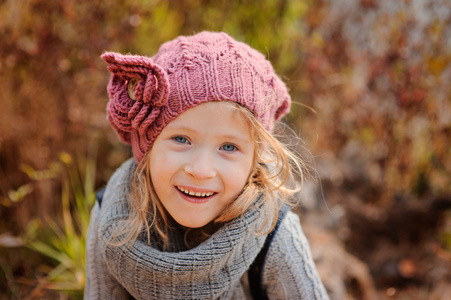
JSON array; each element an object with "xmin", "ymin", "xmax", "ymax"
[{"xmin": 177, "ymin": 186, "xmax": 215, "ymax": 198}]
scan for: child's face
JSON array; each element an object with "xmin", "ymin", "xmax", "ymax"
[{"xmin": 148, "ymin": 101, "xmax": 255, "ymax": 228}]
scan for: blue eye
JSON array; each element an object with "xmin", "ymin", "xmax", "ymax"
[
  {"xmin": 173, "ymin": 136, "xmax": 189, "ymax": 144},
  {"xmin": 221, "ymin": 144, "xmax": 238, "ymax": 152}
]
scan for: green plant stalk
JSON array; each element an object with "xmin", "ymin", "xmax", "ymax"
[{"xmin": 24, "ymin": 141, "xmax": 98, "ymax": 298}]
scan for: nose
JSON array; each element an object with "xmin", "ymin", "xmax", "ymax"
[{"xmin": 184, "ymin": 150, "xmax": 216, "ymax": 179}]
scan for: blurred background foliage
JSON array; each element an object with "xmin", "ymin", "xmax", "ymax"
[{"xmin": 0, "ymin": 0, "xmax": 450, "ymax": 299}]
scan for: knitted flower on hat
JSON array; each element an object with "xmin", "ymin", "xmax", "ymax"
[{"xmin": 101, "ymin": 31, "xmax": 291, "ymax": 162}]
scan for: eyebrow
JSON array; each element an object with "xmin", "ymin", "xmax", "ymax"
[{"xmin": 218, "ymin": 133, "xmax": 252, "ymax": 144}]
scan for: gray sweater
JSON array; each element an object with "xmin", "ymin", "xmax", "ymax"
[{"xmin": 84, "ymin": 159, "xmax": 329, "ymax": 299}]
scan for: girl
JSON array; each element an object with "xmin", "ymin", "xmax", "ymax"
[{"xmin": 85, "ymin": 31, "xmax": 328, "ymax": 299}]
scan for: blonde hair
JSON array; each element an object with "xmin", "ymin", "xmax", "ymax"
[{"xmin": 111, "ymin": 102, "xmax": 308, "ymax": 249}]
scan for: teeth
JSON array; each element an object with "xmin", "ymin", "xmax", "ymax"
[{"xmin": 178, "ymin": 187, "xmax": 214, "ymax": 197}]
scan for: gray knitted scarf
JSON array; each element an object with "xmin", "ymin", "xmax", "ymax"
[{"xmin": 98, "ymin": 159, "xmax": 268, "ymax": 299}]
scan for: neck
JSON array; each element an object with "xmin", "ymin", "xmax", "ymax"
[{"xmin": 158, "ymin": 216, "xmax": 225, "ymax": 251}]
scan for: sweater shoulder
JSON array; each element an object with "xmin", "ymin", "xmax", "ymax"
[
  {"xmin": 105, "ymin": 158, "xmax": 137, "ymax": 192},
  {"xmin": 262, "ymin": 211, "xmax": 329, "ymax": 299}
]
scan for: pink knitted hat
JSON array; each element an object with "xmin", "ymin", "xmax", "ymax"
[{"xmin": 101, "ymin": 31, "xmax": 291, "ymax": 162}]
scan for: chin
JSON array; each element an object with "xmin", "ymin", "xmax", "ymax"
[{"xmin": 177, "ymin": 219, "xmax": 209, "ymax": 229}]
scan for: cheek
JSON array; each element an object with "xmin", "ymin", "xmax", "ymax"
[
  {"xmin": 149, "ymin": 147, "xmax": 176, "ymax": 182},
  {"xmin": 225, "ymin": 156, "xmax": 255, "ymax": 193},
  {"xmin": 149, "ymin": 152, "xmax": 180, "ymax": 200}
]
